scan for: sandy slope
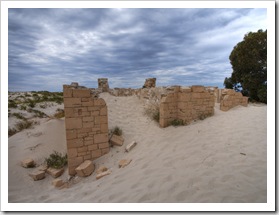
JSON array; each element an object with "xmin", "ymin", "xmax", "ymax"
[{"xmin": 8, "ymin": 93, "xmax": 267, "ymax": 203}]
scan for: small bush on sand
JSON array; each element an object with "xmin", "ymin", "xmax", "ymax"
[
  {"xmin": 12, "ymin": 112, "xmax": 27, "ymax": 121},
  {"xmin": 54, "ymin": 108, "xmax": 65, "ymax": 118},
  {"xmin": 170, "ymin": 119, "xmax": 184, "ymax": 126},
  {"xmin": 110, "ymin": 126, "xmax": 123, "ymax": 136},
  {"xmin": 8, "ymin": 100, "xmax": 17, "ymax": 108},
  {"xmin": 32, "ymin": 109, "xmax": 48, "ymax": 118},
  {"xmin": 144, "ymin": 103, "xmax": 160, "ymax": 123},
  {"xmin": 8, "ymin": 128, "xmax": 17, "ymax": 137},
  {"xmin": 15, "ymin": 120, "xmax": 33, "ymax": 131},
  {"xmin": 45, "ymin": 151, "xmax": 67, "ymax": 169}
]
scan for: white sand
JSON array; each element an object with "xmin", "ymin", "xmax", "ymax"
[{"xmin": 8, "ymin": 93, "xmax": 267, "ymax": 203}]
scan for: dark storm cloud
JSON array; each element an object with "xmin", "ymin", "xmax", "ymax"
[{"xmin": 8, "ymin": 8, "xmax": 266, "ymax": 91}]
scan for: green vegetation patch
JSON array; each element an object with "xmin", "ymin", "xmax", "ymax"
[{"xmin": 45, "ymin": 151, "xmax": 67, "ymax": 169}]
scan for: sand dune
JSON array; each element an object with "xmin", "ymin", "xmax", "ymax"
[{"xmin": 8, "ymin": 93, "xmax": 267, "ymax": 203}]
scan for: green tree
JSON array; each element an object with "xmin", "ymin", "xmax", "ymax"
[{"xmin": 224, "ymin": 29, "xmax": 267, "ymax": 103}]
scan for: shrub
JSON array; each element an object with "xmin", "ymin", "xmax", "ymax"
[
  {"xmin": 32, "ymin": 109, "xmax": 48, "ymax": 118},
  {"xmin": 26, "ymin": 99, "xmax": 36, "ymax": 108},
  {"xmin": 110, "ymin": 126, "xmax": 123, "ymax": 136},
  {"xmin": 8, "ymin": 128, "xmax": 17, "ymax": 137},
  {"xmin": 12, "ymin": 112, "xmax": 27, "ymax": 121},
  {"xmin": 170, "ymin": 119, "xmax": 184, "ymax": 126},
  {"xmin": 54, "ymin": 108, "xmax": 65, "ymax": 118},
  {"xmin": 15, "ymin": 120, "xmax": 33, "ymax": 131},
  {"xmin": 152, "ymin": 110, "xmax": 160, "ymax": 122},
  {"xmin": 8, "ymin": 100, "xmax": 17, "ymax": 108},
  {"xmin": 45, "ymin": 151, "xmax": 67, "ymax": 169},
  {"xmin": 19, "ymin": 105, "xmax": 27, "ymax": 110}
]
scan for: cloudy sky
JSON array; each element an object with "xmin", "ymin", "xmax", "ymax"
[{"xmin": 8, "ymin": 7, "xmax": 267, "ymax": 92}]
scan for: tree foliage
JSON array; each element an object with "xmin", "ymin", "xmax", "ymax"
[{"xmin": 224, "ymin": 29, "xmax": 267, "ymax": 103}]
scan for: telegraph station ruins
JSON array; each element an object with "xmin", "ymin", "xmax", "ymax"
[{"xmin": 63, "ymin": 78, "xmax": 248, "ymax": 176}]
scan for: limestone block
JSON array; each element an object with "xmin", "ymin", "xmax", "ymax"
[
  {"xmin": 101, "ymin": 148, "xmax": 110, "ymax": 155},
  {"xmin": 96, "ymin": 170, "xmax": 111, "ymax": 180},
  {"xmin": 100, "ymin": 107, "xmax": 107, "ymax": 116},
  {"xmin": 68, "ymin": 156, "xmax": 83, "ymax": 168},
  {"xmin": 100, "ymin": 123, "xmax": 108, "ymax": 133},
  {"xmin": 92, "ymin": 150, "xmax": 102, "ymax": 159},
  {"xmin": 63, "ymin": 88, "xmax": 73, "ymax": 98},
  {"xmin": 29, "ymin": 170, "xmax": 45, "ymax": 181},
  {"xmin": 94, "ymin": 99, "xmax": 106, "ymax": 106},
  {"xmin": 77, "ymin": 146, "xmax": 88, "ymax": 153},
  {"xmin": 110, "ymin": 134, "xmax": 124, "ymax": 146},
  {"xmin": 75, "ymin": 160, "xmax": 95, "ymax": 177},
  {"xmin": 66, "ymin": 130, "xmax": 77, "ymax": 140},
  {"xmin": 64, "ymin": 98, "xmax": 81, "ymax": 107},
  {"xmin": 96, "ymin": 166, "xmax": 108, "ymax": 175},
  {"xmin": 73, "ymin": 89, "xmax": 91, "ymax": 98},
  {"xmin": 21, "ymin": 158, "xmax": 35, "ymax": 168},
  {"xmin": 67, "ymin": 148, "xmax": 78, "ymax": 157},
  {"xmin": 46, "ymin": 167, "xmax": 64, "ymax": 178},
  {"xmin": 88, "ymin": 144, "xmax": 98, "ymax": 151},
  {"xmin": 65, "ymin": 118, "xmax": 82, "ymax": 130},
  {"xmin": 125, "ymin": 141, "xmax": 137, "ymax": 152},
  {"xmin": 38, "ymin": 164, "xmax": 48, "ymax": 172},
  {"xmin": 191, "ymin": 85, "xmax": 205, "ymax": 93},
  {"xmin": 94, "ymin": 133, "xmax": 108, "ymax": 144},
  {"xmin": 98, "ymin": 142, "xmax": 109, "ymax": 149},
  {"xmin": 67, "ymin": 138, "xmax": 84, "ymax": 148},
  {"xmin": 52, "ymin": 178, "xmax": 64, "ymax": 187},
  {"xmin": 118, "ymin": 159, "xmax": 132, "ymax": 168}
]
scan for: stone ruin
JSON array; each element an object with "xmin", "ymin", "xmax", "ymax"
[
  {"xmin": 63, "ymin": 79, "xmax": 249, "ymax": 175},
  {"xmin": 159, "ymin": 86, "xmax": 215, "ymax": 127},
  {"xmin": 63, "ymin": 83, "xmax": 109, "ymax": 176},
  {"xmin": 98, "ymin": 78, "xmax": 109, "ymax": 92},
  {"xmin": 143, "ymin": 78, "xmax": 156, "ymax": 88}
]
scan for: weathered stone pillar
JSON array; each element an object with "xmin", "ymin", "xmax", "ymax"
[
  {"xmin": 143, "ymin": 78, "xmax": 156, "ymax": 88},
  {"xmin": 63, "ymin": 84, "xmax": 109, "ymax": 176},
  {"xmin": 98, "ymin": 78, "xmax": 109, "ymax": 92}
]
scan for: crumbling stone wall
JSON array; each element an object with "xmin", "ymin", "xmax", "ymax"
[
  {"xmin": 63, "ymin": 84, "xmax": 109, "ymax": 176},
  {"xmin": 98, "ymin": 78, "xmax": 109, "ymax": 92},
  {"xmin": 220, "ymin": 89, "xmax": 248, "ymax": 111},
  {"xmin": 143, "ymin": 78, "xmax": 156, "ymax": 88},
  {"xmin": 159, "ymin": 85, "xmax": 215, "ymax": 128}
]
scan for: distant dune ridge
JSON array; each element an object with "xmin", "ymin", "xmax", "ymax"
[{"xmin": 8, "ymin": 88, "xmax": 266, "ymax": 203}]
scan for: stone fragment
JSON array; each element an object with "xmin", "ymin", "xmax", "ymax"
[
  {"xmin": 21, "ymin": 158, "xmax": 36, "ymax": 168},
  {"xmin": 118, "ymin": 159, "xmax": 132, "ymax": 168},
  {"xmin": 110, "ymin": 134, "xmax": 124, "ymax": 146},
  {"xmin": 96, "ymin": 170, "xmax": 111, "ymax": 180},
  {"xmin": 125, "ymin": 141, "xmax": 137, "ymax": 152},
  {"xmin": 52, "ymin": 178, "xmax": 64, "ymax": 187},
  {"xmin": 96, "ymin": 166, "xmax": 108, "ymax": 175},
  {"xmin": 75, "ymin": 160, "xmax": 95, "ymax": 177},
  {"xmin": 29, "ymin": 170, "xmax": 45, "ymax": 181},
  {"xmin": 38, "ymin": 164, "xmax": 48, "ymax": 172},
  {"xmin": 46, "ymin": 167, "xmax": 64, "ymax": 178}
]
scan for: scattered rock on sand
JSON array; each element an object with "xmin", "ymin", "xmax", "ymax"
[
  {"xmin": 125, "ymin": 141, "xmax": 137, "ymax": 152},
  {"xmin": 29, "ymin": 170, "xmax": 45, "ymax": 181},
  {"xmin": 46, "ymin": 167, "xmax": 64, "ymax": 178},
  {"xmin": 110, "ymin": 134, "xmax": 124, "ymax": 146},
  {"xmin": 38, "ymin": 164, "xmax": 48, "ymax": 172},
  {"xmin": 96, "ymin": 166, "xmax": 108, "ymax": 175},
  {"xmin": 21, "ymin": 158, "xmax": 36, "ymax": 168},
  {"xmin": 118, "ymin": 159, "xmax": 132, "ymax": 168},
  {"xmin": 75, "ymin": 160, "xmax": 95, "ymax": 177},
  {"xmin": 96, "ymin": 170, "xmax": 111, "ymax": 180},
  {"xmin": 52, "ymin": 178, "xmax": 64, "ymax": 188}
]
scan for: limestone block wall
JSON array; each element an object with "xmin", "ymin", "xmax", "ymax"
[
  {"xmin": 63, "ymin": 84, "xmax": 109, "ymax": 176},
  {"xmin": 159, "ymin": 86, "xmax": 215, "ymax": 128},
  {"xmin": 220, "ymin": 89, "xmax": 248, "ymax": 111}
]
